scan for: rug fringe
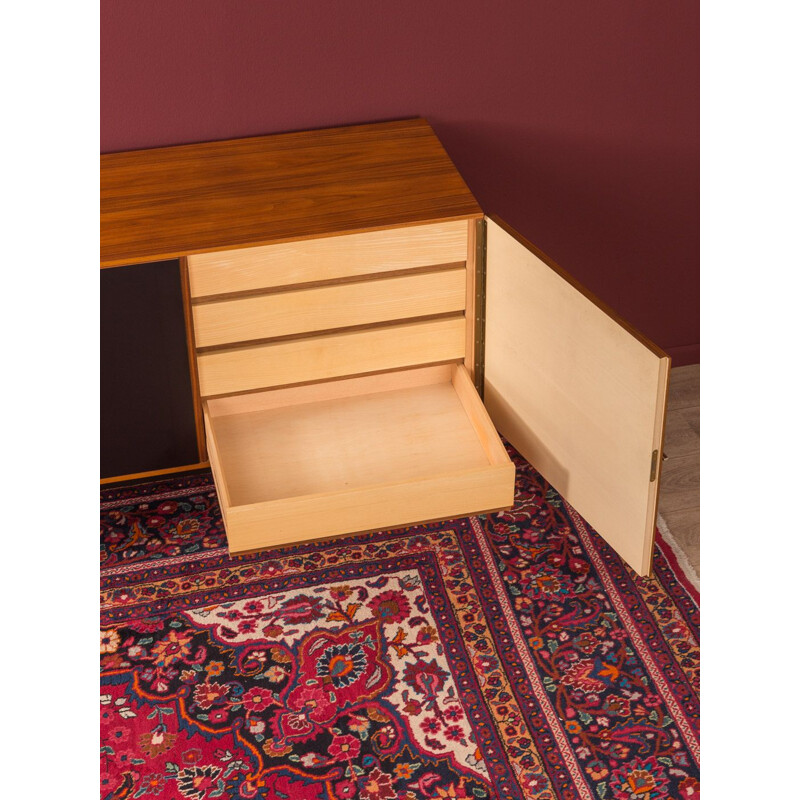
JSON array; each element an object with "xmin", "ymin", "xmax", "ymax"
[{"xmin": 657, "ymin": 513, "xmax": 700, "ymax": 594}]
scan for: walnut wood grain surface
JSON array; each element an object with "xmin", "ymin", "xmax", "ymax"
[{"xmin": 101, "ymin": 118, "xmax": 482, "ymax": 267}]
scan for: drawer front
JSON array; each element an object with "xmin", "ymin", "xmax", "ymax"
[
  {"xmin": 188, "ymin": 220, "xmax": 471, "ymax": 398},
  {"xmin": 196, "ymin": 316, "xmax": 466, "ymax": 397},
  {"xmin": 192, "ymin": 267, "xmax": 466, "ymax": 348},
  {"xmin": 186, "ymin": 221, "xmax": 469, "ymax": 299},
  {"xmin": 222, "ymin": 467, "xmax": 513, "ymax": 554}
]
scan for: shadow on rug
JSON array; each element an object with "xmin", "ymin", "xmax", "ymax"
[{"xmin": 100, "ymin": 445, "xmax": 699, "ymax": 800}]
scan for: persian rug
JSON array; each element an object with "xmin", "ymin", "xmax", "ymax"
[{"xmin": 100, "ymin": 445, "xmax": 699, "ymax": 800}]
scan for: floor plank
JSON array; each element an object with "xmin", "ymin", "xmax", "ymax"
[
  {"xmin": 659, "ymin": 455, "xmax": 700, "ymax": 513},
  {"xmin": 664, "ymin": 406, "xmax": 700, "ymax": 460},
  {"xmin": 666, "ymin": 364, "xmax": 700, "ymax": 410},
  {"xmin": 657, "ymin": 364, "xmax": 700, "ymax": 579}
]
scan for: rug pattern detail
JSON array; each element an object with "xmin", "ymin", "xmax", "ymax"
[{"xmin": 101, "ymin": 447, "xmax": 699, "ymax": 799}]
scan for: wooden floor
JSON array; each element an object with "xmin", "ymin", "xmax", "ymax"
[{"xmin": 658, "ymin": 364, "xmax": 700, "ymax": 577}]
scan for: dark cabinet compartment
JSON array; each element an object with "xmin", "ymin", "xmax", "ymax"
[{"xmin": 101, "ymin": 260, "xmax": 198, "ymax": 479}]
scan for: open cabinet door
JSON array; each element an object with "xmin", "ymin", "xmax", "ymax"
[{"xmin": 483, "ymin": 216, "xmax": 670, "ymax": 576}]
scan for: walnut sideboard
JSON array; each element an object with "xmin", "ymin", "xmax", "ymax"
[{"xmin": 100, "ymin": 118, "xmax": 669, "ymax": 576}]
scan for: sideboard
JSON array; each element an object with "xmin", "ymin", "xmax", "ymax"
[{"xmin": 101, "ymin": 118, "xmax": 669, "ymax": 576}]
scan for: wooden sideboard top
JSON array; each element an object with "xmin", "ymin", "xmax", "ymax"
[{"xmin": 100, "ymin": 118, "xmax": 482, "ymax": 267}]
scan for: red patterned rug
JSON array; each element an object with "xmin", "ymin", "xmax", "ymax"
[{"xmin": 100, "ymin": 445, "xmax": 699, "ymax": 800}]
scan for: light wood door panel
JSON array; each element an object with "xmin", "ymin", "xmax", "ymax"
[{"xmin": 483, "ymin": 217, "xmax": 669, "ymax": 576}]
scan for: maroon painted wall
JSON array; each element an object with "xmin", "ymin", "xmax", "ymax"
[{"xmin": 101, "ymin": 1, "xmax": 699, "ymax": 364}]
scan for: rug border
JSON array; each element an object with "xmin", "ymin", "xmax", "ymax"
[{"xmin": 656, "ymin": 513, "xmax": 700, "ymax": 602}]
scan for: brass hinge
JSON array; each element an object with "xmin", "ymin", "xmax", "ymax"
[
  {"xmin": 650, "ymin": 450, "xmax": 659, "ymax": 482},
  {"xmin": 474, "ymin": 218, "xmax": 487, "ymax": 399}
]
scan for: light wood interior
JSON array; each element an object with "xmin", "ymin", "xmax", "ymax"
[
  {"xmin": 187, "ymin": 209, "xmax": 510, "ymax": 555},
  {"xmin": 212, "ymin": 374, "xmax": 489, "ymax": 506},
  {"xmin": 189, "ymin": 218, "xmax": 472, "ymax": 400},
  {"xmin": 483, "ymin": 218, "xmax": 669, "ymax": 576},
  {"xmin": 186, "ymin": 221, "xmax": 469, "ymax": 298},
  {"xmin": 192, "ymin": 267, "xmax": 466, "ymax": 348},
  {"xmin": 203, "ymin": 364, "xmax": 514, "ymax": 552}
]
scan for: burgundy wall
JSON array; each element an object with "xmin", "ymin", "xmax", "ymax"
[{"xmin": 101, "ymin": 1, "xmax": 699, "ymax": 364}]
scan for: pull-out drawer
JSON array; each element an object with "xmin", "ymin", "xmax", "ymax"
[{"xmin": 203, "ymin": 363, "xmax": 515, "ymax": 553}]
